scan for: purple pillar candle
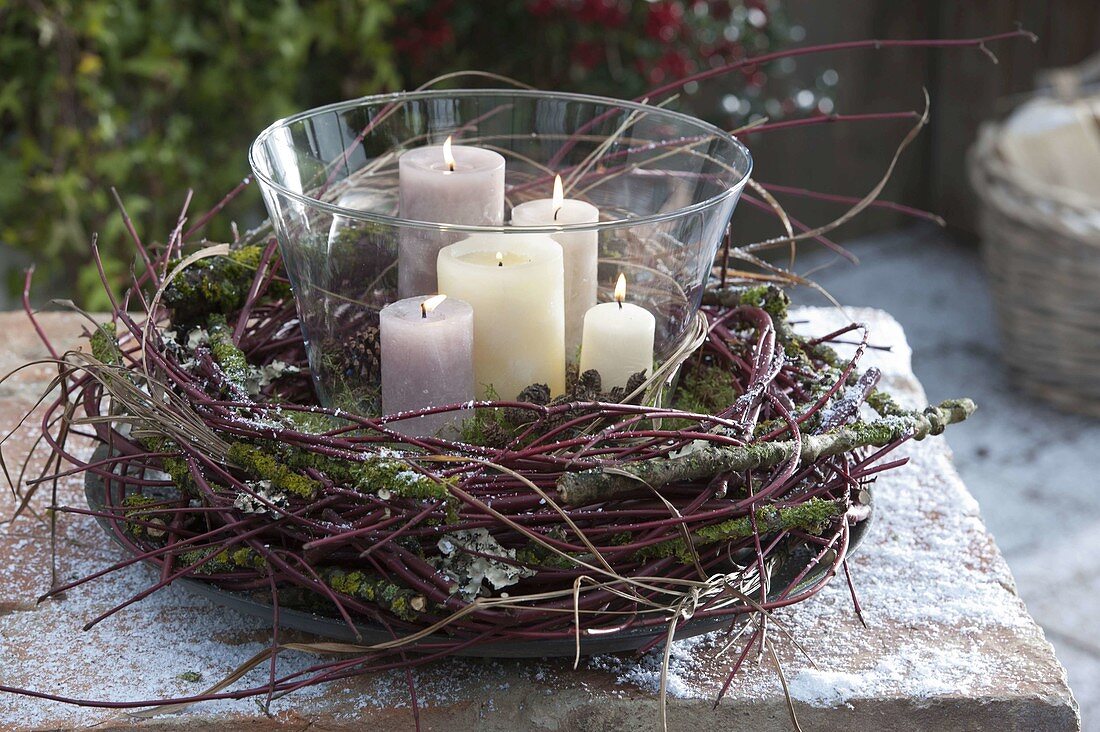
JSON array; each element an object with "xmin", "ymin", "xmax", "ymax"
[
  {"xmin": 397, "ymin": 137, "xmax": 506, "ymax": 298},
  {"xmin": 380, "ymin": 294, "xmax": 475, "ymax": 438}
]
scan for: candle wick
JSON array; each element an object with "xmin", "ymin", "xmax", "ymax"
[
  {"xmin": 421, "ymin": 303, "xmax": 428, "ymax": 318},
  {"xmin": 618, "ymin": 299, "xmax": 623, "ymax": 310},
  {"xmin": 553, "ymin": 206, "xmax": 561, "ymax": 221},
  {"xmin": 497, "ymin": 260, "xmax": 503, "ymax": 267},
  {"xmin": 447, "ymin": 161, "xmax": 455, "ymax": 172}
]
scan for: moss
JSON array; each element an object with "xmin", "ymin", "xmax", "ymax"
[
  {"xmin": 282, "ymin": 409, "xmax": 352, "ymax": 436},
  {"xmin": 180, "ymin": 546, "xmax": 267, "ymax": 574},
  {"xmin": 90, "ymin": 321, "xmax": 121, "ymax": 365},
  {"xmin": 177, "ymin": 671, "xmax": 204, "ymax": 683},
  {"xmin": 734, "ymin": 284, "xmax": 791, "ymax": 320},
  {"xmin": 320, "ymin": 567, "xmax": 428, "ymax": 622},
  {"xmin": 137, "ymin": 436, "xmax": 197, "ymax": 494},
  {"xmin": 457, "ymin": 385, "xmax": 516, "ymax": 447},
  {"xmin": 633, "ymin": 497, "xmax": 844, "ymax": 564},
  {"xmin": 162, "ymin": 244, "xmax": 290, "ymax": 325},
  {"xmin": 752, "ymin": 418, "xmax": 784, "ymax": 437},
  {"xmin": 205, "ymin": 315, "xmax": 250, "ymax": 389},
  {"xmin": 673, "ymin": 362, "xmax": 739, "ymax": 420},
  {"xmin": 867, "ymin": 388, "xmax": 904, "ymax": 417},
  {"xmin": 350, "ymin": 456, "xmax": 454, "ymax": 501},
  {"xmin": 227, "ymin": 442, "xmax": 320, "ymax": 498},
  {"xmin": 513, "ymin": 545, "xmax": 582, "ymax": 570},
  {"xmin": 122, "ymin": 494, "xmax": 166, "ymax": 540}
]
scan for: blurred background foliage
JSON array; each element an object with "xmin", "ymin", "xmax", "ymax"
[{"xmin": 1, "ymin": 0, "xmax": 809, "ymax": 308}]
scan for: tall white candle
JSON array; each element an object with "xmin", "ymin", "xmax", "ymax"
[
  {"xmin": 398, "ymin": 137, "xmax": 506, "ymax": 297},
  {"xmin": 437, "ymin": 233, "xmax": 566, "ymax": 399},
  {"xmin": 380, "ymin": 294, "xmax": 475, "ymax": 437},
  {"xmin": 510, "ymin": 175, "xmax": 599, "ymax": 363},
  {"xmin": 579, "ymin": 274, "xmax": 655, "ymax": 391}
]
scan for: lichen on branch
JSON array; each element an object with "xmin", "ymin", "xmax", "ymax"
[{"xmin": 557, "ymin": 399, "xmax": 976, "ymax": 505}]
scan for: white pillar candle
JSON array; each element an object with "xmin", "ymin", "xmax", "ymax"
[
  {"xmin": 398, "ymin": 137, "xmax": 506, "ymax": 298},
  {"xmin": 380, "ymin": 294, "xmax": 475, "ymax": 437},
  {"xmin": 437, "ymin": 233, "xmax": 566, "ymax": 399},
  {"xmin": 579, "ymin": 274, "xmax": 655, "ymax": 391},
  {"xmin": 510, "ymin": 175, "xmax": 599, "ymax": 363}
]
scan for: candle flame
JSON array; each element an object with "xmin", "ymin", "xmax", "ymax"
[
  {"xmin": 495, "ymin": 251, "xmax": 504, "ymax": 267},
  {"xmin": 443, "ymin": 136, "xmax": 455, "ymax": 171},
  {"xmin": 552, "ymin": 174, "xmax": 564, "ymax": 221},
  {"xmin": 421, "ymin": 293, "xmax": 447, "ymax": 317},
  {"xmin": 614, "ymin": 273, "xmax": 626, "ymax": 308}
]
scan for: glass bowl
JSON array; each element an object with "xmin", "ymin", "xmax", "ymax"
[{"xmin": 249, "ymin": 89, "xmax": 751, "ymax": 415}]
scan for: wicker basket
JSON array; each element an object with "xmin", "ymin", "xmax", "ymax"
[{"xmin": 969, "ymin": 59, "xmax": 1100, "ymax": 418}]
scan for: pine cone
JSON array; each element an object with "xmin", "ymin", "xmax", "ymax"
[
  {"xmin": 623, "ymin": 371, "xmax": 647, "ymax": 402},
  {"xmin": 505, "ymin": 383, "xmax": 551, "ymax": 424},
  {"xmin": 343, "ymin": 326, "xmax": 381, "ymax": 383},
  {"xmin": 480, "ymin": 420, "xmax": 513, "ymax": 449},
  {"xmin": 516, "ymin": 382, "xmax": 551, "ymax": 405},
  {"xmin": 574, "ymin": 369, "xmax": 603, "ymax": 400}
]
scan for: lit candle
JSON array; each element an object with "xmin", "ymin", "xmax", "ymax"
[
  {"xmin": 398, "ymin": 137, "xmax": 506, "ymax": 297},
  {"xmin": 437, "ymin": 233, "xmax": 566, "ymax": 399},
  {"xmin": 579, "ymin": 274, "xmax": 655, "ymax": 391},
  {"xmin": 380, "ymin": 294, "xmax": 475, "ymax": 437},
  {"xmin": 510, "ymin": 175, "xmax": 599, "ymax": 363}
]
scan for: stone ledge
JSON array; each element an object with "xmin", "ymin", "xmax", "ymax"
[{"xmin": 0, "ymin": 309, "xmax": 1080, "ymax": 731}]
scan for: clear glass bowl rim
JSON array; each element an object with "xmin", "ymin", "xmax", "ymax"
[{"xmin": 247, "ymin": 88, "xmax": 753, "ymax": 234}]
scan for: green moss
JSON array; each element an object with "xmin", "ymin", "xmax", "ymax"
[
  {"xmin": 162, "ymin": 244, "xmax": 290, "ymax": 325},
  {"xmin": 137, "ymin": 436, "xmax": 196, "ymax": 494},
  {"xmin": 633, "ymin": 497, "xmax": 843, "ymax": 564},
  {"xmin": 320, "ymin": 567, "xmax": 428, "ymax": 622},
  {"xmin": 282, "ymin": 409, "xmax": 351, "ymax": 436},
  {"xmin": 177, "ymin": 671, "xmax": 204, "ymax": 683},
  {"xmin": 90, "ymin": 321, "xmax": 121, "ymax": 365},
  {"xmin": 673, "ymin": 362, "xmax": 739, "ymax": 419},
  {"xmin": 734, "ymin": 284, "xmax": 791, "ymax": 320},
  {"xmin": 227, "ymin": 442, "xmax": 320, "ymax": 498},
  {"xmin": 513, "ymin": 545, "xmax": 582, "ymax": 570},
  {"xmin": 867, "ymin": 388, "xmax": 904, "ymax": 417},
  {"xmin": 457, "ymin": 385, "xmax": 517, "ymax": 447},
  {"xmin": 350, "ymin": 456, "xmax": 453, "ymax": 501},
  {"xmin": 205, "ymin": 315, "xmax": 250, "ymax": 389},
  {"xmin": 122, "ymin": 494, "xmax": 166, "ymax": 540},
  {"xmin": 180, "ymin": 546, "xmax": 267, "ymax": 574}
]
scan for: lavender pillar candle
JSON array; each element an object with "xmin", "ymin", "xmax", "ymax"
[
  {"xmin": 380, "ymin": 294, "xmax": 475, "ymax": 437},
  {"xmin": 397, "ymin": 137, "xmax": 506, "ymax": 298}
]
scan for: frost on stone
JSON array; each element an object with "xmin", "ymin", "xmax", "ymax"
[{"xmin": 433, "ymin": 529, "xmax": 536, "ymax": 600}]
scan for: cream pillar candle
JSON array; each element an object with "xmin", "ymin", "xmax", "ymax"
[
  {"xmin": 436, "ymin": 233, "xmax": 565, "ymax": 399},
  {"xmin": 510, "ymin": 175, "xmax": 599, "ymax": 363},
  {"xmin": 579, "ymin": 274, "xmax": 655, "ymax": 391},
  {"xmin": 380, "ymin": 294, "xmax": 475, "ymax": 437},
  {"xmin": 398, "ymin": 137, "xmax": 506, "ymax": 297}
]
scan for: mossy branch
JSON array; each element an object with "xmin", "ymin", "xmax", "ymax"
[
  {"xmin": 320, "ymin": 568, "xmax": 428, "ymax": 622},
  {"xmin": 227, "ymin": 442, "xmax": 321, "ymax": 498},
  {"xmin": 557, "ymin": 398, "xmax": 976, "ymax": 505},
  {"xmin": 633, "ymin": 497, "xmax": 844, "ymax": 564}
]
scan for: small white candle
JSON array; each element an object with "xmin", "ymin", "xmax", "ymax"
[
  {"xmin": 510, "ymin": 175, "xmax": 599, "ymax": 363},
  {"xmin": 398, "ymin": 137, "xmax": 506, "ymax": 297},
  {"xmin": 437, "ymin": 233, "xmax": 566, "ymax": 399},
  {"xmin": 380, "ymin": 294, "xmax": 475, "ymax": 437},
  {"xmin": 579, "ymin": 274, "xmax": 655, "ymax": 391}
]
